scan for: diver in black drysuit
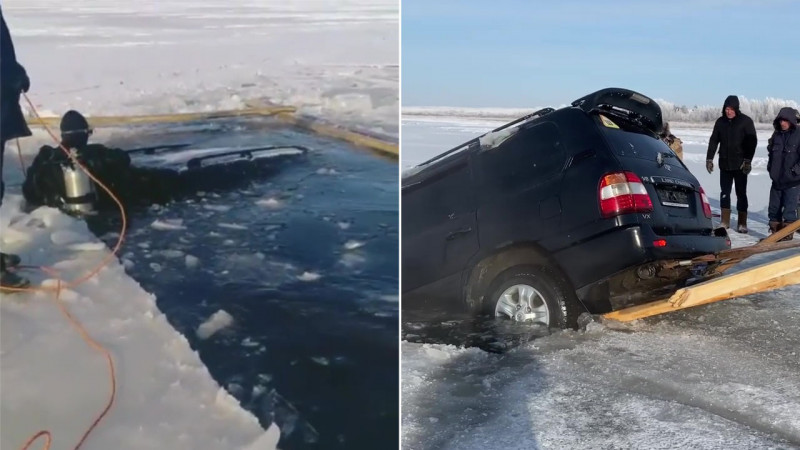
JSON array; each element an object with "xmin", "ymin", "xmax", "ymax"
[{"xmin": 23, "ymin": 110, "xmax": 299, "ymax": 215}]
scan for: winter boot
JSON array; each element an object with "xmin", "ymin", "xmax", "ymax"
[
  {"xmin": 769, "ymin": 221, "xmax": 781, "ymax": 234},
  {"xmin": 720, "ymin": 208, "xmax": 731, "ymax": 229},
  {"xmin": 736, "ymin": 211, "xmax": 748, "ymax": 234},
  {"xmin": 0, "ymin": 252, "xmax": 21, "ymax": 269},
  {"xmin": 0, "ymin": 257, "xmax": 30, "ymax": 293},
  {"xmin": 780, "ymin": 222, "xmax": 794, "ymax": 241}
]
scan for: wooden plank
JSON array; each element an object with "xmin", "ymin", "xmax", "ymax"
[
  {"xmin": 692, "ymin": 239, "xmax": 800, "ymax": 262},
  {"xmin": 243, "ymin": 98, "xmax": 399, "ymax": 157},
  {"xmin": 26, "ymin": 106, "xmax": 297, "ymax": 128},
  {"xmin": 709, "ymin": 220, "xmax": 800, "ymax": 275},
  {"xmin": 604, "ymin": 254, "xmax": 800, "ymax": 322},
  {"xmin": 276, "ymin": 113, "xmax": 399, "ymax": 158},
  {"xmin": 762, "ymin": 220, "xmax": 800, "ymax": 244}
]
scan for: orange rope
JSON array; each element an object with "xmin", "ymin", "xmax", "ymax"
[
  {"xmin": 16, "ymin": 138, "xmax": 27, "ymax": 175},
  {"xmin": 13, "ymin": 93, "xmax": 126, "ymax": 450},
  {"xmin": 5, "ymin": 93, "xmax": 128, "ymax": 294},
  {"xmin": 16, "ymin": 272, "xmax": 118, "ymax": 450},
  {"xmin": 18, "ymin": 431, "xmax": 51, "ymax": 450}
]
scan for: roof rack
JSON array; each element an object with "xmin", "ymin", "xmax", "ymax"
[
  {"xmin": 488, "ymin": 107, "xmax": 555, "ymax": 134},
  {"xmin": 126, "ymin": 143, "xmax": 193, "ymax": 155},
  {"xmin": 185, "ymin": 145, "xmax": 309, "ymax": 170}
]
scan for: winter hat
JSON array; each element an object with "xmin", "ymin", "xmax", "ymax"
[
  {"xmin": 60, "ymin": 110, "xmax": 90, "ymax": 134},
  {"xmin": 722, "ymin": 95, "xmax": 740, "ymax": 115}
]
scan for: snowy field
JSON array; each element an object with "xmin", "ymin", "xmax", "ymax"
[
  {"xmin": 3, "ymin": 0, "xmax": 398, "ymax": 138},
  {"xmin": 401, "ymin": 114, "xmax": 800, "ymax": 449},
  {"xmin": 1, "ymin": 2, "xmax": 397, "ymax": 449}
]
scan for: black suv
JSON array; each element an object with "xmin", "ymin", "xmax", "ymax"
[{"xmin": 402, "ymin": 88, "xmax": 731, "ymax": 328}]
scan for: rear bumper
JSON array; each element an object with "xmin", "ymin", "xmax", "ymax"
[{"xmin": 554, "ymin": 225, "xmax": 730, "ymax": 293}]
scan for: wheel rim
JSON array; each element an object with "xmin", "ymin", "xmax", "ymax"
[{"xmin": 494, "ymin": 283, "xmax": 550, "ymax": 325}]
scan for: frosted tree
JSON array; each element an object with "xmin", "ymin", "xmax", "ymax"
[{"xmin": 657, "ymin": 97, "xmax": 800, "ymax": 124}]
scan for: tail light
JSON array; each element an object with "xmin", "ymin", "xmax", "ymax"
[
  {"xmin": 699, "ymin": 186, "xmax": 712, "ymax": 219},
  {"xmin": 599, "ymin": 171, "xmax": 653, "ymax": 218}
]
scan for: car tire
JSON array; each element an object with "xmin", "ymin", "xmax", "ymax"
[{"xmin": 484, "ymin": 265, "xmax": 582, "ymax": 329}]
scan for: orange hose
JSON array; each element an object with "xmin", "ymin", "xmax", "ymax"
[
  {"xmin": 18, "ymin": 431, "xmax": 51, "ymax": 450},
  {"xmin": 16, "ymin": 138, "xmax": 27, "ymax": 175},
  {"xmin": 13, "ymin": 93, "xmax": 127, "ymax": 450}
]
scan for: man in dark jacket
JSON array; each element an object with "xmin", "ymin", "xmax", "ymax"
[
  {"xmin": 765, "ymin": 107, "xmax": 800, "ymax": 240},
  {"xmin": 1, "ymin": 6, "xmax": 32, "ymax": 291},
  {"xmin": 706, "ymin": 95, "xmax": 758, "ymax": 233}
]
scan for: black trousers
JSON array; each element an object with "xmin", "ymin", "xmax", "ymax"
[
  {"xmin": 719, "ymin": 169, "xmax": 748, "ymax": 212},
  {"xmin": 768, "ymin": 184, "xmax": 800, "ymax": 223}
]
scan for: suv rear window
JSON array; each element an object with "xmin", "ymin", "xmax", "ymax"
[{"xmin": 599, "ymin": 123, "xmax": 684, "ymax": 167}]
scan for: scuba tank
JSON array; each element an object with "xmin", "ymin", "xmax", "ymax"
[{"xmin": 60, "ymin": 160, "xmax": 97, "ymax": 215}]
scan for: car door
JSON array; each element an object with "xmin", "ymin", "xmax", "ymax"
[{"xmin": 401, "ymin": 154, "xmax": 479, "ymax": 294}]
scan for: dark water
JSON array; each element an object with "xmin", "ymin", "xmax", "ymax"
[
  {"xmin": 91, "ymin": 120, "xmax": 399, "ymax": 449},
  {"xmin": 402, "ymin": 305, "xmax": 553, "ymax": 354}
]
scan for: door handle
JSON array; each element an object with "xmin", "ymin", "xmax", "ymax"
[{"xmin": 446, "ymin": 227, "xmax": 473, "ymax": 240}]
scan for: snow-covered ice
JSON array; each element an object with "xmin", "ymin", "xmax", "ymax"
[
  {"xmin": 297, "ymin": 271, "xmax": 322, "ymax": 282},
  {"xmin": 256, "ymin": 198, "xmax": 283, "ymax": 208},
  {"xmin": 197, "ymin": 309, "xmax": 235, "ymax": 340},
  {"xmin": 219, "ymin": 223, "xmax": 249, "ymax": 231},
  {"xmin": 4, "ymin": 0, "xmax": 398, "ymax": 138},
  {"xmin": 403, "ymin": 223, "xmax": 800, "ymax": 449},
  {"xmin": 150, "ymin": 219, "xmax": 187, "ymax": 231},
  {"xmin": 344, "ymin": 240, "xmax": 366, "ymax": 251},
  {"xmin": 0, "ymin": 198, "xmax": 276, "ymax": 449},
  {"xmin": 401, "ymin": 112, "xmax": 800, "ymax": 449},
  {"xmin": 185, "ymin": 254, "xmax": 200, "ymax": 268}
]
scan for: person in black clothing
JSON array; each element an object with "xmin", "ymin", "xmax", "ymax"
[
  {"xmin": 1, "ymin": 6, "xmax": 32, "ymax": 291},
  {"xmin": 706, "ymin": 95, "xmax": 758, "ymax": 233},
  {"xmin": 23, "ymin": 110, "xmax": 305, "ymax": 216},
  {"xmin": 23, "ymin": 110, "xmax": 181, "ymax": 213},
  {"xmin": 765, "ymin": 107, "xmax": 800, "ymax": 240}
]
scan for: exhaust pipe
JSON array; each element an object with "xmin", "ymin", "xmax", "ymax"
[{"xmin": 636, "ymin": 264, "xmax": 657, "ymax": 280}]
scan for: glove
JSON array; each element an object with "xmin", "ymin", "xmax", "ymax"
[
  {"xmin": 706, "ymin": 160, "xmax": 714, "ymax": 174},
  {"xmin": 20, "ymin": 67, "xmax": 30, "ymax": 93},
  {"xmin": 9, "ymin": 63, "xmax": 30, "ymax": 93},
  {"xmin": 741, "ymin": 159, "xmax": 752, "ymax": 175},
  {"xmin": 792, "ymin": 164, "xmax": 800, "ymax": 176}
]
